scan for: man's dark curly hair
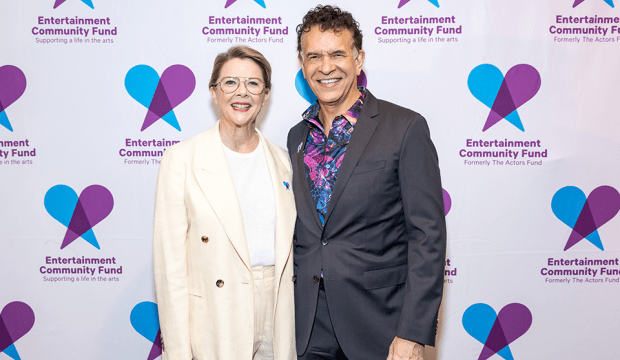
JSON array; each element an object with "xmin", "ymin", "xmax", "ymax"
[{"xmin": 296, "ymin": 5, "xmax": 363, "ymax": 57}]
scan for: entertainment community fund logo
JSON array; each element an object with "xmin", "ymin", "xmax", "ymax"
[
  {"xmin": 42, "ymin": 185, "xmax": 124, "ymax": 283},
  {"xmin": 398, "ymin": 0, "xmax": 439, "ymax": 8},
  {"xmin": 0, "ymin": 66, "xmax": 27, "ymax": 132},
  {"xmin": 131, "ymin": 302, "xmax": 162, "ymax": 360},
  {"xmin": 125, "ymin": 65, "xmax": 195, "ymax": 132},
  {"xmin": 54, "ymin": 0, "xmax": 94, "ymax": 9},
  {"xmin": 225, "ymin": 0, "xmax": 265, "ymax": 8},
  {"xmin": 375, "ymin": 1, "xmax": 464, "ymax": 46},
  {"xmin": 34, "ymin": 2, "xmax": 118, "ymax": 46},
  {"xmin": 540, "ymin": 186, "xmax": 620, "ymax": 285},
  {"xmin": 552, "ymin": 186, "xmax": 620, "ymax": 251},
  {"xmin": 122, "ymin": 65, "xmax": 191, "ymax": 167},
  {"xmin": 468, "ymin": 64, "xmax": 540, "ymax": 132},
  {"xmin": 203, "ymin": 0, "xmax": 295, "ymax": 45},
  {"xmin": 0, "ymin": 302, "xmax": 35, "ymax": 360},
  {"xmin": 573, "ymin": 0, "xmax": 614, "ymax": 8},
  {"xmin": 45, "ymin": 184, "xmax": 114, "ymax": 249},
  {"xmin": 460, "ymin": 64, "xmax": 548, "ymax": 167},
  {"xmin": 550, "ymin": 1, "xmax": 619, "ymax": 43},
  {"xmin": 462, "ymin": 303, "xmax": 532, "ymax": 360}
]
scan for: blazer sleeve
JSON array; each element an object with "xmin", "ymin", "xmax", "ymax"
[
  {"xmin": 395, "ymin": 114, "xmax": 447, "ymax": 346},
  {"xmin": 153, "ymin": 147, "xmax": 192, "ymax": 359}
]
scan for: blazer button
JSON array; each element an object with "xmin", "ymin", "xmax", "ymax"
[
  {"xmin": 292, "ymin": 275, "xmax": 297, "ymax": 283},
  {"xmin": 321, "ymin": 238, "xmax": 328, "ymax": 246},
  {"xmin": 201, "ymin": 236, "xmax": 209, "ymax": 243},
  {"xmin": 313, "ymin": 275, "xmax": 319, "ymax": 283},
  {"xmin": 216, "ymin": 279, "xmax": 224, "ymax": 288}
]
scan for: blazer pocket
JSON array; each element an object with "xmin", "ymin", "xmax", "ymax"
[
  {"xmin": 363, "ymin": 264, "xmax": 407, "ymax": 290},
  {"xmin": 352, "ymin": 160, "xmax": 386, "ymax": 175}
]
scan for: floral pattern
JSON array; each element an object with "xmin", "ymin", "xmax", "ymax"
[{"xmin": 303, "ymin": 88, "xmax": 366, "ymax": 225}]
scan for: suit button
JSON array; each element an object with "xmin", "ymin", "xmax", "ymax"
[
  {"xmin": 292, "ymin": 275, "xmax": 297, "ymax": 283},
  {"xmin": 321, "ymin": 238, "xmax": 328, "ymax": 246},
  {"xmin": 201, "ymin": 236, "xmax": 209, "ymax": 243},
  {"xmin": 313, "ymin": 275, "xmax": 319, "ymax": 283},
  {"xmin": 216, "ymin": 279, "xmax": 224, "ymax": 288}
]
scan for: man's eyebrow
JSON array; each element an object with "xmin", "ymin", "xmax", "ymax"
[{"xmin": 305, "ymin": 50, "xmax": 347, "ymax": 56}]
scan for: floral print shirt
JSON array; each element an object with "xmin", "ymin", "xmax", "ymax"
[{"xmin": 302, "ymin": 88, "xmax": 367, "ymax": 225}]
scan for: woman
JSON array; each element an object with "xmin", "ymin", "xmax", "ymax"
[{"xmin": 153, "ymin": 46, "xmax": 296, "ymax": 360}]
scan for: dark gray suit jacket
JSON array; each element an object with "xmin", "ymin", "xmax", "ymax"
[{"xmin": 287, "ymin": 90, "xmax": 446, "ymax": 359}]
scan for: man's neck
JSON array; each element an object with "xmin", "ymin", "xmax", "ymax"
[{"xmin": 318, "ymin": 87, "xmax": 361, "ymax": 137}]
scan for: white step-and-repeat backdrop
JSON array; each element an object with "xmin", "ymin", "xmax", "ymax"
[{"xmin": 1, "ymin": 0, "xmax": 619, "ymax": 359}]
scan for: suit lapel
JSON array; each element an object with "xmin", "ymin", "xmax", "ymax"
[
  {"xmin": 192, "ymin": 122, "xmax": 252, "ymax": 272},
  {"xmin": 295, "ymin": 125, "xmax": 323, "ymax": 229},
  {"xmin": 322, "ymin": 92, "xmax": 379, "ymax": 227},
  {"xmin": 257, "ymin": 130, "xmax": 296, "ymax": 298}
]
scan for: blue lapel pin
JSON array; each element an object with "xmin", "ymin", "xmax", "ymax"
[
  {"xmin": 297, "ymin": 142, "xmax": 303, "ymax": 153},
  {"xmin": 283, "ymin": 181, "xmax": 290, "ymax": 190}
]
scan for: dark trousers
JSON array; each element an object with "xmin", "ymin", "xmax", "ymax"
[{"xmin": 298, "ymin": 279, "xmax": 349, "ymax": 360}]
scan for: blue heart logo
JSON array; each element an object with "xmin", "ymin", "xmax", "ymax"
[
  {"xmin": 130, "ymin": 302, "xmax": 162, "ymax": 360},
  {"xmin": 551, "ymin": 186, "xmax": 620, "ymax": 251},
  {"xmin": 468, "ymin": 64, "xmax": 541, "ymax": 132},
  {"xmin": 125, "ymin": 65, "xmax": 196, "ymax": 131},
  {"xmin": 462, "ymin": 303, "xmax": 532, "ymax": 360}
]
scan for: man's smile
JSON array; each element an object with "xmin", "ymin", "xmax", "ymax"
[{"xmin": 318, "ymin": 78, "xmax": 342, "ymax": 86}]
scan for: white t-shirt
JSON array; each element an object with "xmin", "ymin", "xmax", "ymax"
[{"xmin": 223, "ymin": 138, "xmax": 276, "ymax": 267}]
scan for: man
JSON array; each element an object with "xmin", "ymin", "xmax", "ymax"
[{"xmin": 287, "ymin": 5, "xmax": 447, "ymax": 360}]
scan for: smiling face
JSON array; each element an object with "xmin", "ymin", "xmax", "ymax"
[
  {"xmin": 210, "ymin": 58, "xmax": 269, "ymax": 130},
  {"xmin": 299, "ymin": 26, "xmax": 365, "ymax": 111}
]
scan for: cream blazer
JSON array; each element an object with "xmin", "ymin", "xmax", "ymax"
[{"xmin": 153, "ymin": 122, "xmax": 296, "ymax": 360}]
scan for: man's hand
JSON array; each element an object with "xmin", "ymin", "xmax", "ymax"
[{"xmin": 386, "ymin": 336, "xmax": 424, "ymax": 360}]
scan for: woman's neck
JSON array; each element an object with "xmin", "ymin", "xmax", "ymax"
[{"xmin": 219, "ymin": 121, "xmax": 259, "ymax": 154}]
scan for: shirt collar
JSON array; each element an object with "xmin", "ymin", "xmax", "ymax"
[{"xmin": 303, "ymin": 87, "xmax": 367, "ymax": 129}]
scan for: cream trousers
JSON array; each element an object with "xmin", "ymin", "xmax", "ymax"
[{"xmin": 252, "ymin": 265, "xmax": 275, "ymax": 360}]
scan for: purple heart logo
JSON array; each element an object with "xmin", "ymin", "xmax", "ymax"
[
  {"xmin": 54, "ymin": 0, "xmax": 94, "ymax": 8},
  {"xmin": 225, "ymin": 0, "xmax": 266, "ymax": 8},
  {"xmin": 552, "ymin": 186, "xmax": 620, "ymax": 251},
  {"xmin": 0, "ymin": 302, "xmax": 35, "ymax": 358},
  {"xmin": 573, "ymin": 0, "xmax": 615, "ymax": 8},
  {"xmin": 567, "ymin": 186, "xmax": 620, "ymax": 250},
  {"xmin": 0, "ymin": 65, "xmax": 27, "ymax": 132},
  {"xmin": 44, "ymin": 185, "xmax": 114, "ymax": 249},
  {"xmin": 125, "ymin": 65, "xmax": 196, "ymax": 132},
  {"xmin": 398, "ymin": 0, "xmax": 440, "ymax": 8},
  {"xmin": 357, "ymin": 70, "xmax": 367, "ymax": 88},
  {"xmin": 468, "ymin": 64, "xmax": 541, "ymax": 132},
  {"xmin": 442, "ymin": 188, "xmax": 451, "ymax": 216},
  {"xmin": 463, "ymin": 303, "xmax": 532, "ymax": 360}
]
